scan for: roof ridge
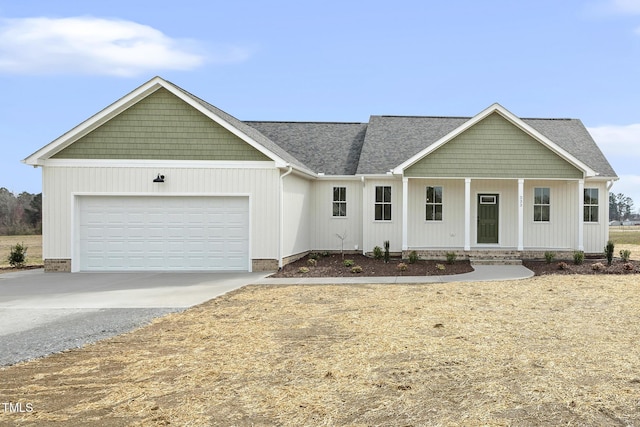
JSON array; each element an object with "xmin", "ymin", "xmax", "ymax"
[{"xmin": 245, "ymin": 120, "xmax": 367, "ymax": 125}]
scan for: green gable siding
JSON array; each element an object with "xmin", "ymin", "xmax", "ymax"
[
  {"xmin": 53, "ymin": 88, "xmax": 270, "ymax": 161},
  {"xmin": 405, "ymin": 113, "xmax": 583, "ymax": 179}
]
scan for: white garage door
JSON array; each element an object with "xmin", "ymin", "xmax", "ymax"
[{"xmin": 78, "ymin": 196, "xmax": 249, "ymax": 271}]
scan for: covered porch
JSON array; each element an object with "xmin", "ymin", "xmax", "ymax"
[{"xmin": 400, "ymin": 177, "xmax": 590, "ymax": 255}]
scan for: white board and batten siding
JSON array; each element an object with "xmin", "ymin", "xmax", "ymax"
[
  {"xmin": 311, "ymin": 180, "xmax": 363, "ymax": 252},
  {"xmin": 362, "ymin": 178, "xmax": 403, "ymax": 253},
  {"xmin": 281, "ymin": 173, "xmax": 313, "ymax": 258},
  {"xmin": 42, "ymin": 165, "xmax": 280, "ymax": 271}
]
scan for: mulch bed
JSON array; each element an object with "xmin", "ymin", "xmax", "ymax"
[
  {"xmin": 524, "ymin": 258, "xmax": 640, "ymax": 275},
  {"xmin": 270, "ymin": 253, "xmax": 473, "ymax": 277},
  {"xmin": 271, "ymin": 253, "xmax": 640, "ymax": 278}
]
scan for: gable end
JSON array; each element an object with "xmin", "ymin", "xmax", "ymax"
[
  {"xmin": 52, "ymin": 88, "xmax": 270, "ymax": 161},
  {"xmin": 405, "ymin": 113, "xmax": 584, "ymax": 179}
]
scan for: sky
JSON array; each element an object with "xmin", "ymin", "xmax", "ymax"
[{"xmin": 1, "ymin": 0, "xmax": 639, "ymax": 212}]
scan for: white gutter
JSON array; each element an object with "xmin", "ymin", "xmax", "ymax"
[{"xmin": 278, "ymin": 165, "xmax": 294, "ymax": 268}]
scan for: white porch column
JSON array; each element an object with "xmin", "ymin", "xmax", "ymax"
[
  {"xmin": 464, "ymin": 178, "xmax": 471, "ymax": 251},
  {"xmin": 402, "ymin": 177, "xmax": 409, "ymax": 251},
  {"xmin": 518, "ymin": 179, "xmax": 524, "ymax": 251},
  {"xmin": 578, "ymin": 179, "xmax": 584, "ymax": 251}
]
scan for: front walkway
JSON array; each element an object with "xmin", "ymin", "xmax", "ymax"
[{"xmin": 255, "ymin": 264, "xmax": 534, "ymax": 285}]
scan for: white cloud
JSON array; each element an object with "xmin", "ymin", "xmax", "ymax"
[
  {"xmin": 0, "ymin": 17, "xmax": 248, "ymax": 77},
  {"xmin": 588, "ymin": 123, "xmax": 640, "ymax": 157}
]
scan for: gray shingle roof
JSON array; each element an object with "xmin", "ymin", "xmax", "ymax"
[
  {"xmin": 246, "ymin": 122, "xmax": 368, "ymax": 175},
  {"xmin": 171, "ymin": 79, "xmax": 617, "ymax": 179}
]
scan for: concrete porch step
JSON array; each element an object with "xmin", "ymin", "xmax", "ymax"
[{"xmin": 470, "ymin": 258, "xmax": 523, "ymax": 266}]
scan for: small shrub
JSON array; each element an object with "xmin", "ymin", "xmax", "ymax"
[
  {"xmin": 351, "ymin": 265, "xmax": 363, "ymax": 274},
  {"xmin": 383, "ymin": 240, "xmax": 390, "ymax": 263},
  {"xmin": 307, "ymin": 258, "xmax": 317, "ymax": 266},
  {"xmin": 343, "ymin": 259, "xmax": 355, "ymax": 267},
  {"xmin": 557, "ymin": 261, "xmax": 568, "ymax": 270},
  {"xmin": 298, "ymin": 266, "xmax": 310, "ymax": 274},
  {"xmin": 7, "ymin": 242, "xmax": 27, "ymax": 268},
  {"xmin": 605, "ymin": 240, "xmax": 615, "ymax": 266},
  {"xmin": 592, "ymin": 262, "xmax": 605, "ymax": 272},
  {"xmin": 408, "ymin": 251, "xmax": 419, "ymax": 264},
  {"xmin": 373, "ymin": 246, "xmax": 383, "ymax": 260},
  {"xmin": 435, "ymin": 263, "xmax": 445, "ymax": 271},
  {"xmin": 309, "ymin": 253, "xmax": 320, "ymax": 260},
  {"xmin": 573, "ymin": 251, "xmax": 584, "ymax": 265},
  {"xmin": 620, "ymin": 249, "xmax": 631, "ymax": 262},
  {"xmin": 623, "ymin": 262, "xmax": 634, "ymax": 271},
  {"xmin": 321, "ymin": 251, "xmax": 330, "ymax": 257},
  {"xmin": 397, "ymin": 262, "xmax": 408, "ymax": 272},
  {"xmin": 544, "ymin": 251, "xmax": 556, "ymax": 264},
  {"xmin": 445, "ymin": 252, "xmax": 457, "ymax": 265}
]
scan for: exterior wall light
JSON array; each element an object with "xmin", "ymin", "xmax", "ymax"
[{"xmin": 153, "ymin": 174, "xmax": 165, "ymax": 183}]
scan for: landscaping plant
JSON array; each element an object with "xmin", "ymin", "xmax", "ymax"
[
  {"xmin": 408, "ymin": 251, "xmax": 419, "ymax": 264},
  {"xmin": 573, "ymin": 250, "xmax": 584, "ymax": 265},
  {"xmin": 8, "ymin": 242, "xmax": 27, "ymax": 268},
  {"xmin": 383, "ymin": 240, "xmax": 390, "ymax": 263},
  {"xmin": 620, "ymin": 249, "xmax": 631, "ymax": 263},
  {"xmin": 445, "ymin": 252, "xmax": 457, "ymax": 265},
  {"xmin": 544, "ymin": 251, "xmax": 556, "ymax": 264},
  {"xmin": 605, "ymin": 240, "xmax": 615, "ymax": 266},
  {"xmin": 373, "ymin": 246, "xmax": 383, "ymax": 260}
]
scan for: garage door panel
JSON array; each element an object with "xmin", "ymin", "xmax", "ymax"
[{"xmin": 79, "ymin": 196, "xmax": 249, "ymax": 271}]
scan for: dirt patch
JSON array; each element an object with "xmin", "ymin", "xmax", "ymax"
[
  {"xmin": 271, "ymin": 253, "xmax": 473, "ymax": 277},
  {"xmin": 2, "ymin": 275, "xmax": 640, "ymax": 426}
]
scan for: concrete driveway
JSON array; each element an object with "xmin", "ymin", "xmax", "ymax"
[{"xmin": 0, "ymin": 270, "xmax": 266, "ymax": 365}]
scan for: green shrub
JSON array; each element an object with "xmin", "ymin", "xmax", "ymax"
[
  {"xmin": 343, "ymin": 259, "xmax": 355, "ymax": 267},
  {"xmin": 408, "ymin": 251, "xmax": 419, "ymax": 264},
  {"xmin": 383, "ymin": 240, "xmax": 390, "ymax": 263},
  {"xmin": 7, "ymin": 242, "xmax": 27, "ymax": 268},
  {"xmin": 620, "ymin": 249, "xmax": 631, "ymax": 262},
  {"xmin": 445, "ymin": 252, "xmax": 457, "ymax": 265},
  {"xmin": 573, "ymin": 251, "xmax": 584, "ymax": 265},
  {"xmin": 605, "ymin": 240, "xmax": 615, "ymax": 266},
  {"xmin": 351, "ymin": 265, "xmax": 363, "ymax": 273},
  {"xmin": 373, "ymin": 246, "xmax": 383, "ymax": 260},
  {"xmin": 321, "ymin": 251, "xmax": 330, "ymax": 257},
  {"xmin": 307, "ymin": 258, "xmax": 317, "ymax": 266},
  {"xmin": 544, "ymin": 251, "xmax": 556, "ymax": 264},
  {"xmin": 309, "ymin": 253, "xmax": 320, "ymax": 260}
]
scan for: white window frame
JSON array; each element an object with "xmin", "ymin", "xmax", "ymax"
[
  {"xmin": 584, "ymin": 188, "xmax": 599, "ymax": 223},
  {"xmin": 332, "ymin": 187, "xmax": 347, "ymax": 217},
  {"xmin": 533, "ymin": 187, "xmax": 550, "ymax": 222},
  {"xmin": 425, "ymin": 186, "xmax": 443, "ymax": 221},
  {"xmin": 375, "ymin": 186, "xmax": 392, "ymax": 221}
]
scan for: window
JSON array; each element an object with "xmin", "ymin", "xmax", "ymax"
[
  {"xmin": 375, "ymin": 186, "xmax": 392, "ymax": 221},
  {"xmin": 332, "ymin": 187, "xmax": 346, "ymax": 217},
  {"xmin": 426, "ymin": 186, "xmax": 443, "ymax": 221},
  {"xmin": 534, "ymin": 188, "xmax": 550, "ymax": 222},
  {"xmin": 584, "ymin": 188, "xmax": 599, "ymax": 222}
]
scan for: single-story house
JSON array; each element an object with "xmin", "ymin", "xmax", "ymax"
[{"xmin": 24, "ymin": 77, "xmax": 618, "ymax": 272}]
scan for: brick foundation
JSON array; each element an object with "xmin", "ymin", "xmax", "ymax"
[
  {"xmin": 252, "ymin": 259, "xmax": 279, "ymax": 272},
  {"xmin": 44, "ymin": 259, "xmax": 71, "ymax": 272}
]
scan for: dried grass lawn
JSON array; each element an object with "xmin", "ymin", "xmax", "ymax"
[
  {"xmin": 2, "ymin": 275, "xmax": 640, "ymax": 426},
  {"xmin": 0, "ymin": 234, "xmax": 42, "ymax": 270}
]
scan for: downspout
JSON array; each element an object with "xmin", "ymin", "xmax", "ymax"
[
  {"xmin": 279, "ymin": 165, "xmax": 293, "ymax": 269},
  {"xmin": 361, "ymin": 176, "xmax": 365, "ymax": 255}
]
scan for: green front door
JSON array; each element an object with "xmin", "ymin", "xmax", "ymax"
[{"xmin": 477, "ymin": 194, "xmax": 499, "ymax": 244}]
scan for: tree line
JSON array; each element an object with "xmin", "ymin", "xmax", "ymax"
[
  {"xmin": 0, "ymin": 188, "xmax": 42, "ymax": 235},
  {"xmin": 609, "ymin": 193, "xmax": 636, "ymax": 222}
]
